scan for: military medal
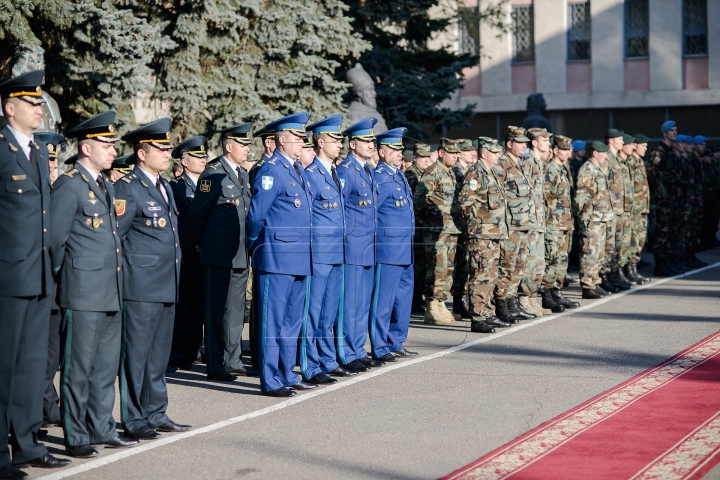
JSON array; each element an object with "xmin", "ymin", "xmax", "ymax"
[
  {"xmin": 323, "ymin": 203, "xmax": 328, "ymax": 209},
  {"xmin": 146, "ymin": 220, "xmax": 152, "ymax": 226},
  {"xmin": 89, "ymin": 191, "xmax": 95, "ymax": 200},
  {"xmin": 235, "ymin": 199, "xmax": 240, "ymax": 206},
  {"xmin": 294, "ymin": 198, "xmax": 301, "ymax": 208},
  {"xmin": 92, "ymin": 214, "xmax": 100, "ymax": 228},
  {"xmin": 333, "ymin": 202, "xmax": 338, "ymax": 209},
  {"xmin": 396, "ymin": 200, "xmax": 400, "ymax": 207},
  {"xmin": 153, "ymin": 217, "xmax": 158, "ymax": 228},
  {"xmin": 158, "ymin": 218, "xmax": 167, "ymax": 227}
]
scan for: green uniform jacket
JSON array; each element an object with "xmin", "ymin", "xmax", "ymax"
[
  {"xmin": 457, "ymin": 161, "xmax": 509, "ymax": 240},
  {"xmin": 415, "ymin": 160, "xmax": 462, "ymax": 234},
  {"xmin": 575, "ymin": 160, "xmax": 615, "ymax": 223},
  {"xmin": 492, "ymin": 152, "xmax": 537, "ymax": 231},
  {"xmin": 543, "ymin": 157, "xmax": 573, "ymax": 230}
]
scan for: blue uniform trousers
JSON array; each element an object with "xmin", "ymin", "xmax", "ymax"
[
  {"xmin": 0, "ymin": 295, "xmax": 50, "ymax": 466},
  {"xmin": 337, "ymin": 264, "xmax": 373, "ymax": 365},
  {"xmin": 370, "ymin": 264, "xmax": 414, "ymax": 358},
  {"xmin": 120, "ymin": 301, "xmax": 174, "ymax": 433},
  {"xmin": 299, "ymin": 263, "xmax": 342, "ymax": 380},
  {"xmin": 256, "ymin": 272, "xmax": 306, "ymax": 392}
]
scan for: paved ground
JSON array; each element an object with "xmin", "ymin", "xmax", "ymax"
[{"xmin": 32, "ymin": 250, "xmax": 720, "ymax": 480}]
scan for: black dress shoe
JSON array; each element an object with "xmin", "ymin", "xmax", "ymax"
[
  {"xmin": 263, "ymin": 387, "xmax": 296, "ymax": 397},
  {"xmin": 165, "ymin": 366, "xmax": 178, "ymax": 374},
  {"xmin": 342, "ymin": 359, "xmax": 368, "ymax": 372},
  {"xmin": 65, "ymin": 445, "xmax": 99, "ymax": 458},
  {"xmin": 329, "ymin": 366, "xmax": 357, "ymax": 376},
  {"xmin": 290, "ymin": 380, "xmax": 317, "ymax": 390},
  {"xmin": 485, "ymin": 316, "xmax": 511, "ymax": 328},
  {"xmin": 307, "ymin": 373, "xmax": 337, "ymax": 384},
  {"xmin": 358, "ymin": 356, "xmax": 384, "ymax": 367},
  {"xmin": 15, "ymin": 453, "xmax": 72, "ymax": 468},
  {"xmin": 375, "ymin": 353, "xmax": 397, "ymax": 362},
  {"xmin": 37, "ymin": 429, "xmax": 48, "ymax": 439},
  {"xmin": 0, "ymin": 465, "xmax": 27, "ymax": 479},
  {"xmin": 582, "ymin": 288, "xmax": 604, "ymax": 299},
  {"xmin": 470, "ymin": 321, "xmax": 496, "ymax": 333},
  {"xmin": 155, "ymin": 420, "xmax": 191, "ymax": 432},
  {"xmin": 393, "ymin": 349, "xmax": 418, "ymax": 357},
  {"xmin": 227, "ymin": 366, "xmax": 247, "ymax": 376},
  {"xmin": 207, "ymin": 370, "xmax": 237, "ymax": 382},
  {"xmin": 126, "ymin": 425, "xmax": 160, "ymax": 440},
  {"xmin": 96, "ymin": 436, "xmax": 139, "ymax": 448}
]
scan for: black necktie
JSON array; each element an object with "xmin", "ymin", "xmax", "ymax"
[
  {"xmin": 293, "ymin": 161, "xmax": 304, "ymax": 185},
  {"xmin": 96, "ymin": 174, "xmax": 110, "ymax": 205},
  {"xmin": 364, "ymin": 164, "xmax": 372, "ymax": 179},
  {"xmin": 156, "ymin": 178, "xmax": 168, "ymax": 206},
  {"xmin": 28, "ymin": 140, "xmax": 40, "ymax": 178},
  {"xmin": 331, "ymin": 165, "xmax": 341, "ymax": 190}
]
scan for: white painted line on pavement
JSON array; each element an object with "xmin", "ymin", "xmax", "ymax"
[{"xmin": 37, "ymin": 261, "xmax": 720, "ymax": 479}]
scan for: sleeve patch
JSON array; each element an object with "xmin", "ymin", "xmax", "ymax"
[
  {"xmin": 199, "ymin": 179, "xmax": 211, "ymax": 192},
  {"xmin": 114, "ymin": 199, "xmax": 126, "ymax": 216}
]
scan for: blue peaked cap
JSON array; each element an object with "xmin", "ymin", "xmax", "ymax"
[
  {"xmin": 661, "ymin": 121, "xmax": 676, "ymax": 133},
  {"xmin": 571, "ymin": 140, "xmax": 586, "ymax": 151},
  {"xmin": 376, "ymin": 127, "xmax": 408, "ymax": 149},
  {"xmin": 342, "ymin": 117, "xmax": 377, "ymax": 139},
  {"xmin": 263, "ymin": 112, "xmax": 311, "ymax": 134},
  {"xmin": 694, "ymin": 135, "xmax": 707, "ymax": 144},
  {"xmin": 306, "ymin": 114, "xmax": 344, "ymax": 137}
]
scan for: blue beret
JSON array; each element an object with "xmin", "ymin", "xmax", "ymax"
[
  {"xmin": 571, "ymin": 140, "xmax": 586, "ymax": 151},
  {"xmin": 693, "ymin": 135, "xmax": 707, "ymax": 144},
  {"xmin": 661, "ymin": 121, "xmax": 676, "ymax": 133}
]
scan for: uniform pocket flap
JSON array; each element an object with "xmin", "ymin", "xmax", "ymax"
[
  {"xmin": 0, "ymin": 247, "xmax": 24, "ymax": 262},
  {"xmin": 82, "ymin": 205, "xmax": 103, "ymax": 216},
  {"xmin": 127, "ymin": 254, "xmax": 159, "ymax": 267},
  {"xmin": 314, "ymin": 226, "xmax": 342, "ymax": 236},
  {"xmin": 5, "ymin": 179, "xmax": 32, "ymax": 193},
  {"xmin": 319, "ymin": 191, "xmax": 335, "ymax": 200},
  {"xmin": 72, "ymin": 257, "xmax": 105, "ymax": 271},
  {"xmin": 384, "ymin": 227, "xmax": 410, "ymax": 237},
  {"xmin": 392, "ymin": 192, "xmax": 405, "ymax": 199},
  {"xmin": 285, "ymin": 189, "xmax": 299, "ymax": 197},
  {"xmin": 274, "ymin": 230, "xmax": 299, "ymax": 242}
]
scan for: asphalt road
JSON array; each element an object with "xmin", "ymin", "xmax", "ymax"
[{"xmin": 31, "ymin": 250, "xmax": 720, "ymax": 480}]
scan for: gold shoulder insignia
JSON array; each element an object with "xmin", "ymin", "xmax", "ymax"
[
  {"xmin": 80, "ymin": 173, "xmax": 89, "ymax": 182},
  {"xmin": 9, "ymin": 143, "xmax": 18, "ymax": 152},
  {"xmin": 0, "ymin": 133, "xmax": 4, "ymax": 138},
  {"xmin": 122, "ymin": 176, "xmax": 132, "ymax": 183},
  {"xmin": 140, "ymin": 180, "xmax": 149, "ymax": 187},
  {"xmin": 209, "ymin": 164, "xmax": 219, "ymax": 170},
  {"xmin": 64, "ymin": 168, "xmax": 78, "ymax": 178}
]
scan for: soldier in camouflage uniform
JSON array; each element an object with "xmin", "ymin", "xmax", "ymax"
[
  {"xmin": 491, "ymin": 127, "xmax": 537, "ymax": 323},
  {"xmin": 575, "ymin": 142, "xmax": 616, "ymax": 299},
  {"xmin": 450, "ymin": 139, "xmax": 477, "ymax": 319},
  {"xmin": 540, "ymin": 135, "xmax": 579, "ymax": 310},
  {"xmin": 415, "ymin": 139, "xmax": 462, "ymax": 324},
  {"xmin": 519, "ymin": 128, "xmax": 553, "ymax": 316},
  {"xmin": 683, "ymin": 135, "xmax": 707, "ymax": 268},
  {"xmin": 699, "ymin": 140, "xmax": 720, "ymax": 249},
  {"xmin": 457, "ymin": 138, "xmax": 511, "ymax": 333},
  {"xmin": 672, "ymin": 135, "xmax": 701, "ymax": 271},
  {"xmin": 405, "ymin": 143, "xmax": 434, "ymax": 313},
  {"xmin": 624, "ymin": 133, "xmax": 651, "ymax": 284},
  {"xmin": 600, "ymin": 129, "xmax": 630, "ymax": 292},
  {"xmin": 616, "ymin": 133, "xmax": 637, "ymax": 283},
  {"xmin": 568, "ymin": 140, "xmax": 587, "ymax": 270}
]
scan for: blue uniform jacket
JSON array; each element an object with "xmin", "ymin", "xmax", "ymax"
[
  {"xmin": 374, "ymin": 163, "xmax": 415, "ymax": 266},
  {"xmin": 114, "ymin": 170, "xmax": 181, "ymax": 304},
  {"xmin": 304, "ymin": 158, "xmax": 345, "ymax": 266},
  {"xmin": 336, "ymin": 153, "xmax": 376, "ymax": 267},
  {"xmin": 0, "ymin": 127, "xmax": 52, "ymax": 297},
  {"xmin": 246, "ymin": 151, "xmax": 313, "ymax": 276}
]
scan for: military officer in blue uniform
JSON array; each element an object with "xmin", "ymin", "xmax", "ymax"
[
  {"xmin": 299, "ymin": 115, "xmax": 356, "ymax": 384},
  {"xmin": 246, "ymin": 113, "xmax": 316, "ymax": 397},
  {"xmin": 168, "ymin": 136, "xmax": 207, "ymax": 372},
  {"xmin": 370, "ymin": 128, "xmax": 419, "ymax": 361},
  {"xmin": 50, "ymin": 111, "xmax": 138, "ymax": 458},
  {"xmin": 189, "ymin": 125, "xmax": 252, "ymax": 381},
  {"xmin": 335, "ymin": 118, "xmax": 384, "ymax": 372},
  {"xmin": 0, "ymin": 71, "xmax": 71, "ymax": 477},
  {"xmin": 114, "ymin": 118, "xmax": 190, "ymax": 439}
]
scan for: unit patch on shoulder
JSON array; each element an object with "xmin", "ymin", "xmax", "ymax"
[
  {"xmin": 469, "ymin": 179, "xmax": 478, "ymax": 191},
  {"xmin": 114, "ymin": 199, "xmax": 126, "ymax": 216},
  {"xmin": 199, "ymin": 179, "xmax": 211, "ymax": 192},
  {"xmin": 261, "ymin": 176, "xmax": 274, "ymax": 190}
]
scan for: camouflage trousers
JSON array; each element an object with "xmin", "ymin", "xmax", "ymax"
[
  {"xmin": 520, "ymin": 230, "xmax": 545, "ymax": 296},
  {"xmin": 466, "ymin": 238, "xmax": 500, "ymax": 319},
  {"xmin": 654, "ymin": 199, "xmax": 683, "ymax": 258},
  {"xmin": 580, "ymin": 220, "xmax": 615, "ymax": 289},
  {"xmin": 451, "ymin": 235, "xmax": 470, "ymax": 295},
  {"xmin": 543, "ymin": 228, "xmax": 572, "ymax": 290},
  {"xmin": 629, "ymin": 213, "xmax": 648, "ymax": 263},
  {"xmin": 423, "ymin": 231, "xmax": 458, "ymax": 301},
  {"xmin": 496, "ymin": 231, "xmax": 528, "ymax": 301},
  {"xmin": 601, "ymin": 217, "xmax": 621, "ymax": 274},
  {"xmin": 618, "ymin": 212, "xmax": 634, "ymax": 267}
]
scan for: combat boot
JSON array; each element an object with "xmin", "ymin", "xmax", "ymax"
[
  {"xmin": 582, "ymin": 288, "xmax": 604, "ymax": 299},
  {"xmin": 452, "ymin": 294, "xmax": 472, "ymax": 319},
  {"xmin": 470, "ymin": 319, "xmax": 497, "ymax": 333},
  {"xmin": 484, "ymin": 315, "xmax": 512, "ymax": 328},
  {"xmin": 519, "ymin": 295, "xmax": 543, "ymax": 317},
  {"xmin": 494, "ymin": 299, "xmax": 520, "ymax": 324},
  {"xmin": 687, "ymin": 254, "xmax": 708, "ymax": 269},
  {"xmin": 424, "ymin": 299, "xmax": 452, "ymax": 325},
  {"xmin": 439, "ymin": 299, "xmax": 461, "ymax": 322},
  {"xmin": 608, "ymin": 269, "xmax": 631, "ymax": 290},
  {"xmin": 508, "ymin": 296, "xmax": 537, "ymax": 320},
  {"xmin": 629, "ymin": 263, "xmax": 650, "ymax": 284},
  {"xmin": 617, "ymin": 266, "xmax": 636, "ymax": 285},
  {"xmin": 600, "ymin": 274, "xmax": 619, "ymax": 293},
  {"xmin": 532, "ymin": 295, "xmax": 553, "ymax": 315},
  {"xmin": 551, "ymin": 288, "xmax": 580, "ymax": 308},
  {"xmin": 653, "ymin": 257, "xmax": 675, "ymax": 276},
  {"xmin": 623, "ymin": 263, "xmax": 641, "ymax": 284},
  {"xmin": 540, "ymin": 288, "xmax": 566, "ymax": 313}
]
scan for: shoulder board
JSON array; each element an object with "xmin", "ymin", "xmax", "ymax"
[
  {"xmin": 121, "ymin": 176, "xmax": 132, "ymax": 183},
  {"xmin": 0, "ymin": 132, "xmax": 4, "ymax": 138},
  {"xmin": 307, "ymin": 165, "xmax": 317, "ymax": 172},
  {"xmin": 375, "ymin": 166, "xmax": 384, "ymax": 174},
  {"xmin": 341, "ymin": 162, "xmax": 350, "ymax": 169},
  {"xmin": 268, "ymin": 158, "xmax": 278, "ymax": 165},
  {"xmin": 63, "ymin": 168, "xmax": 79, "ymax": 178},
  {"xmin": 208, "ymin": 163, "xmax": 219, "ymax": 171}
]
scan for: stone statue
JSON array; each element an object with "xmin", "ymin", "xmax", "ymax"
[
  {"xmin": 523, "ymin": 93, "xmax": 551, "ymax": 131},
  {"xmin": 6, "ymin": 45, "xmax": 62, "ymax": 133},
  {"xmin": 346, "ymin": 63, "xmax": 388, "ymax": 133}
]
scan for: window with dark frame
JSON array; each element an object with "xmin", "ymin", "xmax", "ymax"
[
  {"xmin": 624, "ymin": 0, "xmax": 649, "ymax": 58},
  {"xmin": 459, "ymin": 6, "xmax": 480, "ymax": 57},
  {"xmin": 567, "ymin": 2, "xmax": 591, "ymax": 61},
  {"xmin": 683, "ymin": 0, "xmax": 707, "ymax": 56},
  {"xmin": 511, "ymin": 5, "xmax": 535, "ymax": 64}
]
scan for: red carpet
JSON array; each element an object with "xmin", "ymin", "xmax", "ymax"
[{"xmin": 443, "ymin": 331, "xmax": 720, "ymax": 480}]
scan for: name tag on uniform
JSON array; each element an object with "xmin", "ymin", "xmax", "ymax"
[
  {"xmin": 11, "ymin": 175, "xmax": 26, "ymax": 181},
  {"xmin": 148, "ymin": 206, "xmax": 162, "ymax": 211}
]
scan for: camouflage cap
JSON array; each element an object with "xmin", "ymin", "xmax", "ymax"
[
  {"xmin": 527, "ymin": 127, "xmax": 551, "ymax": 140},
  {"xmin": 588, "ymin": 141, "xmax": 609, "ymax": 153},
  {"xmin": 457, "ymin": 139, "xmax": 474, "ymax": 151},
  {"xmin": 554, "ymin": 135, "xmax": 573, "ymax": 150},
  {"xmin": 506, "ymin": 126, "xmax": 530, "ymax": 142},
  {"xmin": 413, "ymin": 143, "xmax": 432, "ymax": 157},
  {"xmin": 478, "ymin": 137, "xmax": 503, "ymax": 153},
  {"xmin": 633, "ymin": 133, "xmax": 650, "ymax": 144},
  {"xmin": 440, "ymin": 138, "xmax": 460, "ymax": 153}
]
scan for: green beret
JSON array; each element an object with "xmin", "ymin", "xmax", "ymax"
[
  {"xmin": 589, "ymin": 141, "xmax": 609, "ymax": 153},
  {"xmin": 634, "ymin": 133, "xmax": 650, "ymax": 144},
  {"xmin": 606, "ymin": 128, "xmax": 623, "ymax": 139},
  {"xmin": 621, "ymin": 133, "xmax": 635, "ymax": 144}
]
